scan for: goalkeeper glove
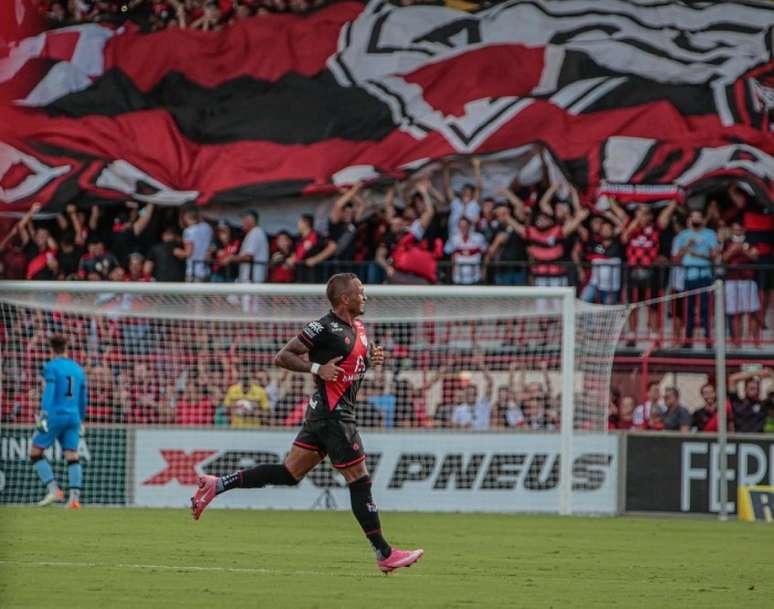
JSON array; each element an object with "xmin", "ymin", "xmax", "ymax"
[{"xmin": 35, "ymin": 413, "xmax": 49, "ymax": 434}]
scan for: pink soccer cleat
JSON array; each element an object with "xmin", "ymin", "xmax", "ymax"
[
  {"xmin": 376, "ymin": 548, "xmax": 424, "ymax": 574},
  {"xmin": 191, "ymin": 475, "xmax": 218, "ymax": 521}
]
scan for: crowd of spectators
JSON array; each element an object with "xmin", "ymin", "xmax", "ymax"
[
  {"xmin": 35, "ymin": 0, "xmax": 451, "ymax": 30},
  {"xmin": 3, "ymin": 328, "xmax": 772, "ymax": 433},
  {"xmin": 2, "ymin": 159, "xmax": 773, "ymax": 348},
  {"xmin": 607, "ymin": 368, "xmax": 774, "ymax": 434},
  {"xmin": 37, "ymin": 0, "xmax": 332, "ymax": 30}
]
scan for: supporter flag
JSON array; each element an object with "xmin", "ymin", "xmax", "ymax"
[{"xmin": 0, "ymin": 0, "xmax": 773, "ymax": 211}]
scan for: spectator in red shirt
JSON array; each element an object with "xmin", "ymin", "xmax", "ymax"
[
  {"xmin": 376, "ymin": 180, "xmax": 439, "ymax": 285},
  {"xmin": 499, "ymin": 187, "xmax": 588, "ymax": 287},
  {"xmin": 175, "ymin": 385, "xmax": 215, "ymax": 426},
  {"xmin": 0, "ymin": 203, "xmax": 42, "ymax": 279},
  {"xmin": 692, "ymin": 383, "xmax": 734, "ymax": 432},
  {"xmin": 268, "ymin": 230, "xmax": 295, "ymax": 283},
  {"xmin": 621, "ymin": 200, "xmax": 678, "ymax": 343},
  {"xmin": 127, "ymin": 252, "xmax": 153, "ymax": 282}
]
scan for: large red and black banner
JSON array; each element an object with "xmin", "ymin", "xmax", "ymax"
[{"xmin": 1, "ymin": 0, "xmax": 773, "ymax": 210}]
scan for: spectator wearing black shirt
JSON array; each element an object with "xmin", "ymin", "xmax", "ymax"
[
  {"xmin": 146, "ymin": 226, "xmax": 186, "ymax": 282},
  {"xmin": 110, "ymin": 201, "xmax": 156, "ymax": 269},
  {"xmin": 78, "ymin": 235, "xmax": 118, "ymax": 279},
  {"xmin": 580, "ymin": 216, "xmax": 625, "ymax": 305},
  {"xmin": 55, "ymin": 204, "xmax": 88, "ymax": 248},
  {"xmin": 326, "ymin": 182, "xmax": 366, "ymax": 274},
  {"xmin": 57, "ymin": 234, "xmax": 84, "ymax": 279},
  {"xmin": 22, "ymin": 227, "xmax": 59, "ymax": 280},
  {"xmin": 728, "ymin": 368, "xmax": 773, "ymax": 433},
  {"xmin": 476, "ymin": 197, "xmax": 499, "ymax": 244},
  {"xmin": 486, "ymin": 199, "xmax": 528, "ymax": 285},
  {"xmin": 661, "ymin": 386, "xmax": 691, "ymax": 431},
  {"xmin": 209, "ymin": 222, "xmax": 241, "ymax": 282}
]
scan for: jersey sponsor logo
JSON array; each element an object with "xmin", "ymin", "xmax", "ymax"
[
  {"xmin": 343, "ymin": 355, "xmax": 367, "ymax": 382},
  {"xmin": 303, "ymin": 321, "xmax": 324, "ymax": 338},
  {"xmin": 328, "ymin": 321, "xmax": 343, "ymax": 333}
]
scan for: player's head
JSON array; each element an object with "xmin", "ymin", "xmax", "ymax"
[
  {"xmin": 49, "ymin": 335, "xmax": 68, "ymax": 356},
  {"xmin": 326, "ymin": 273, "xmax": 366, "ymax": 317}
]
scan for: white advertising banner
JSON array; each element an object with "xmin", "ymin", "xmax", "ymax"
[{"xmin": 133, "ymin": 429, "xmax": 618, "ymax": 513}]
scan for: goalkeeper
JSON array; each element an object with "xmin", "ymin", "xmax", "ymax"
[{"xmin": 30, "ymin": 335, "xmax": 88, "ymax": 509}]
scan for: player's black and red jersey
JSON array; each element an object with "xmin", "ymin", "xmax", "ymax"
[{"xmin": 297, "ymin": 311, "xmax": 369, "ymax": 423}]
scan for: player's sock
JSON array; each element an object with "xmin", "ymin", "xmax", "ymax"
[
  {"xmin": 216, "ymin": 465, "xmax": 298, "ymax": 494},
  {"xmin": 67, "ymin": 458, "xmax": 82, "ymax": 500},
  {"xmin": 348, "ymin": 475, "xmax": 391, "ymax": 560},
  {"xmin": 31, "ymin": 455, "xmax": 57, "ymax": 489}
]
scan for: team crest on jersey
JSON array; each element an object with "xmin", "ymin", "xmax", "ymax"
[
  {"xmin": 304, "ymin": 321, "xmax": 324, "ymax": 338},
  {"xmin": 345, "ymin": 336, "xmax": 351, "ymax": 345},
  {"xmin": 329, "ymin": 321, "xmax": 343, "ymax": 333}
]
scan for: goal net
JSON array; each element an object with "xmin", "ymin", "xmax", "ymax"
[{"xmin": 0, "ymin": 282, "xmax": 627, "ymax": 514}]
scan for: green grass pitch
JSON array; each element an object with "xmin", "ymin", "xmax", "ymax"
[{"xmin": 0, "ymin": 507, "xmax": 770, "ymax": 609}]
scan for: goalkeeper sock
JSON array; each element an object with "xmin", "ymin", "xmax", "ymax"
[
  {"xmin": 32, "ymin": 456, "xmax": 56, "ymax": 489},
  {"xmin": 348, "ymin": 476, "xmax": 391, "ymax": 560},
  {"xmin": 67, "ymin": 459, "xmax": 82, "ymax": 499},
  {"xmin": 216, "ymin": 465, "xmax": 298, "ymax": 494}
]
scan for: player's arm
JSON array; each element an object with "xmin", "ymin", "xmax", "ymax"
[{"xmin": 273, "ymin": 336, "xmax": 343, "ymax": 382}]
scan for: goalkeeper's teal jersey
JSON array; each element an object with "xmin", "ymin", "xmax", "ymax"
[{"xmin": 41, "ymin": 357, "xmax": 88, "ymax": 421}]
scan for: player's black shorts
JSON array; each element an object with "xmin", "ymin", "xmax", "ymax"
[{"xmin": 293, "ymin": 418, "xmax": 365, "ymax": 469}]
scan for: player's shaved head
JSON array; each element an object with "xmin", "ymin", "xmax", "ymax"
[
  {"xmin": 326, "ymin": 273, "xmax": 359, "ymax": 307},
  {"xmin": 49, "ymin": 335, "xmax": 68, "ymax": 354}
]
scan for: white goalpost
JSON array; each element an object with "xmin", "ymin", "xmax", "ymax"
[{"xmin": 0, "ymin": 281, "xmax": 628, "ymax": 514}]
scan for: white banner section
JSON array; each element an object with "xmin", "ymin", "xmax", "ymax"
[{"xmin": 134, "ymin": 429, "xmax": 618, "ymax": 513}]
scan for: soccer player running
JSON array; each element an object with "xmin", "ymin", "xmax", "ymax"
[
  {"xmin": 30, "ymin": 335, "xmax": 88, "ymax": 509},
  {"xmin": 191, "ymin": 273, "xmax": 423, "ymax": 573}
]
